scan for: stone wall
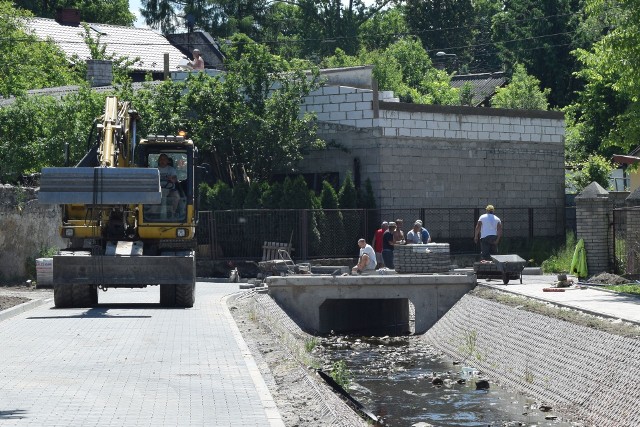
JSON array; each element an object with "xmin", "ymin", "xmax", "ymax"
[
  {"xmin": 0, "ymin": 186, "xmax": 63, "ymax": 280},
  {"xmin": 296, "ymin": 86, "xmax": 565, "ymax": 213}
]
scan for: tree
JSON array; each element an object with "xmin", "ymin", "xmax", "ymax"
[
  {"xmin": 0, "ymin": 87, "xmax": 105, "ymax": 182},
  {"xmin": 566, "ymin": 0, "xmax": 640, "ymax": 157},
  {"xmin": 14, "ymin": 0, "xmax": 135, "ymax": 25},
  {"xmin": 358, "ymin": 7, "xmax": 409, "ymax": 52},
  {"xmin": 568, "ymin": 154, "xmax": 613, "ymax": 192},
  {"xmin": 181, "ymin": 35, "xmax": 324, "ymax": 185},
  {"xmin": 490, "ymin": 0, "xmax": 581, "ymax": 107},
  {"xmin": 322, "ymin": 39, "xmax": 459, "ymax": 105},
  {"xmin": 404, "ymin": 0, "xmax": 475, "ymax": 66},
  {"xmin": 0, "ymin": 1, "xmax": 81, "ymax": 96},
  {"xmin": 491, "ymin": 63, "xmax": 550, "ymax": 110}
]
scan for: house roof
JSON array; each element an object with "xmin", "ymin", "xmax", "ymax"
[
  {"xmin": 450, "ymin": 72, "xmax": 507, "ymax": 107},
  {"xmin": 0, "ymin": 81, "xmax": 163, "ymax": 108},
  {"xmin": 26, "ymin": 18, "xmax": 187, "ymax": 73}
]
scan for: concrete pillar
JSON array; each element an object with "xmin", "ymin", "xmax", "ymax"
[
  {"xmin": 86, "ymin": 60, "xmax": 113, "ymax": 87},
  {"xmin": 575, "ymin": 182, "xmax": 612, "ymax": 275}
]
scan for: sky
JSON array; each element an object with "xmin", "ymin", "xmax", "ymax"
[{"xmin": 130, "ymin": 0, "xmax": 146, "ymax": 28}]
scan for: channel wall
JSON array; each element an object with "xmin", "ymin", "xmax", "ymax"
[
  {"xmin": 249, "ymin": 286, "xmax": 640, "ymax": 426},
  {"xmin": 422, "ymin": 293, "xmax": 640, "ymax": 427}
]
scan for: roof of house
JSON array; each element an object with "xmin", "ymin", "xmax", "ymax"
[
  {"xmin": 26, "ymin": 18, "xmax": 187, "ymax": 73},
  {"xmin": 450, "ymin": 72, "xmax": 507, "ymax": 107},
  {"xmin": 0, "ymin": 81, "xmax": 163, "ymax": 108}
]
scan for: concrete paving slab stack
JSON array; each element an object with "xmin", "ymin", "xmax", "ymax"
[{"xmin": 394, "ymin": 243, "xmax": 451, "ymax": 273}]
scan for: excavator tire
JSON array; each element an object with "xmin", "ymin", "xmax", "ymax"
[
  {"xmin": 175, "ymin": 282, "xmax": 196, "ymax": 308},
  {"xmin": 160, "ymin": 284, "xmax": 176, "ymax": 307},
  {"xmin": 53, "ymin": 284, "xmax": 97, "ymax": 308},
  {"xmin": 73, "ymin": 284, "xmax": 97, "ymax": 307},
  {"xmin": 54, "ymin": 284, "xmax": 73, "ymax": 308}
]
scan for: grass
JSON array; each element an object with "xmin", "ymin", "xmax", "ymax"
[
  {"xmin": 602, "ymin": 284, "xmax": 640, "ymax": 295},
  {"xmin": 473, "ymin": 287, "xmax": 640, "ymax": 338},
  {"xmin": 540, "ymin": 231, "xmax": 576, "ymax": 273}
]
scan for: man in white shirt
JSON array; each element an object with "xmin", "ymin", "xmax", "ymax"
[
  {"xmin": 474, "ymin": 204, "xmax": 502, "ymax": 261},
  {"xmin": 353, "ymin": 238, "xmax": 377, "ymax": 274}
]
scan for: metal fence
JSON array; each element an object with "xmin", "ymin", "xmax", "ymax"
[
  {"xmin": 197, "ymin": 207, "xmax": 570, "ymax": 261},
  {"xmin": 612, "ymin": 207, "xmax": 640, "ymax": 275}
]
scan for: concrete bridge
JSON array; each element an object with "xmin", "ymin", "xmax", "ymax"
[{"xmin": 266, "ymin": 273, "xmax": 477, "ymax": 335}]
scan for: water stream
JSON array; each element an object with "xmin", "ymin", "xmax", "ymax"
[{"xmin": 317, "ymin": 336, "xmax": 581, "ymax": 426}]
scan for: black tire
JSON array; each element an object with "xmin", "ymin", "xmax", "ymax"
[
  {"xmin": 160, "ymin": 284, "xmax": 176, "ymax": 307},
  {"xmin": 54, "ymin": 284, "xmax": 97, "ymax": 308},
  {"xmin": 72, "ymin": 284, "xmax": 97, "ymax": 307},
  {"xmin": 502, "ymin": 272, "xmax": 510, "ymax": 285},
  {"xmin": 54, "ymin": 284, "xmax": 73, "ymax": 308},
  {"xmin": 175, "ymin": 282, "xmax": 195, "ymax": 308}
]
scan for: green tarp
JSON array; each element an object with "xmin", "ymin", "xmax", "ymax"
[{"xmin": 570, "ymin": 238, "xmax": 588, "ymax": 278}]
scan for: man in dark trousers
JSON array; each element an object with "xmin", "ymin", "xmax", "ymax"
[{"xmin": 474, "ymin": 204, "xmax": 502, "ymax": 261}]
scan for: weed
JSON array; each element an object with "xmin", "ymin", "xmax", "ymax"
[
  {"xmin": 330, "ymin": 360, "xmax": 352, "ymax": 389},
  {"xmin": 459, "ymin": 329, "xmax": 484, "ymax": 363},
  {"xmin": 304, "ymin": 337, "xmax": 318, "ymax": 353},
  {"xmin": 541, "ymin": 231, "xmax": 576, "ymax": 273}
]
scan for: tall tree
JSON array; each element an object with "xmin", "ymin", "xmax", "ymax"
[
  {"xmin": 404, "ymin": 0, "xmax": 475, "ymax": 67},
  {"xmin": 491, "ymin": 0, "xmax": 581, "ymax": 107},
  {"xmin": 563, "ymin": 0, "xmax": 640, "ymax": 161},
  {"xmin": 14, "ymin": 0, "xmax": 135, "ymax": 25},
  {"xmin": 0, "ymin": 1, "xmax": 81, "ymax": 96}
]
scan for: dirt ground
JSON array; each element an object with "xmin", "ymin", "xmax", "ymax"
[{"xmin": 0, "ymin": 283, "xmax": 52, "ymax": 311}]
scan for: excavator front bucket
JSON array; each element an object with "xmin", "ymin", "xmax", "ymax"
[{"xmin": 38, "ymin": 167, "xmax": 161, "ymax": 205}]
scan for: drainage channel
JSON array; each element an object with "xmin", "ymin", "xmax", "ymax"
[{"xmin": 317, "ymin": 335, "xmax": 581, "ymax": 426}]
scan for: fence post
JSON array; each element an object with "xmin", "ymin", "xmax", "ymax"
[
  {"xmin": 528, "ymin": 208, "xmax": 534, "ymax": 238},
  {"xmin": 301, "ymin": 210, "xmax": 308, "ymax": 260}
]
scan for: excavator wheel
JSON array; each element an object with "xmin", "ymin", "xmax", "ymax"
[
  {"xmin": 175, "ymin": 282, "xmax": 196, "ymax": 308},
  {"xmin": 54, "ymin": 284, "xmax": 97, "ymax": 308},
  {"xmin": 160, "ymin": 284, "xmax": 176, "ymax": 307},
  {"xmin": 54, "ymin": 284, "xmax": 73, "ymax": 308}
]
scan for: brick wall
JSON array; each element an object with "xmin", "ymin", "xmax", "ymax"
[{"xmin": 296, "ymin": 85, "xmax": 565, "ymax": 214}]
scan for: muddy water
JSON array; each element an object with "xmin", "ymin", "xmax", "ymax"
[{"xmin": 318, "ymin": 336, "xmax": 580, "ymax": 426}]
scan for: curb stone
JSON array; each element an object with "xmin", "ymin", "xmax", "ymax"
[{"xmin": 0, "ymin": 298, "xmax": 52, "ymax": 322}]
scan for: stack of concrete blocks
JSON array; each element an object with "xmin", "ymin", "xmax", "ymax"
[
  {"xmin": 575, "ymin": 182, "xmax": 613, "ymax": 276},
  {"xmin": 394, "ymin": 243, "xmax": 451, "ymax": 273},
  {"xmin": 86, "ymin": 60, "xmax": 113, "ymax": 87}
]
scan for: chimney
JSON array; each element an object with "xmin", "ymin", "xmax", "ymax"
[
  {"xmin": 55, "ymin": 8, "xmax": 81, "ymax": 26},
  {"xmin": 86, "ymin": 60, "xmax": 113, "ymax": 87}
]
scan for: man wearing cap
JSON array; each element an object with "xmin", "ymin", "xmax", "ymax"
[
  {"xmin": 189, "ymin": 49, "xmax": 205, "ymax": 71},
  {"xmin": 474, "ymin": 204, "xmax": 502, "ymax": 261},
  {"xmin": 371, "ymin": 221, "xmax": 388, "ymax": 268},
  {"xmin": 352, "ymin": 238, "xmax": 377, "ymax": 274}
]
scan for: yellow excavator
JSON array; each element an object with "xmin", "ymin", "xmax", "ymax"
[{"xmin": 39, "ymin": 96, "xmax": 199, "ymax": 308}]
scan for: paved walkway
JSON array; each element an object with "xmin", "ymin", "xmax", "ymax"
[
  {"xmin": 479, "ymin": 273, "xmax": 640, "ymax": 325},
  {"xmin": 0, "ymin": 282, "xmax": 284, "ymax": 427}
]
